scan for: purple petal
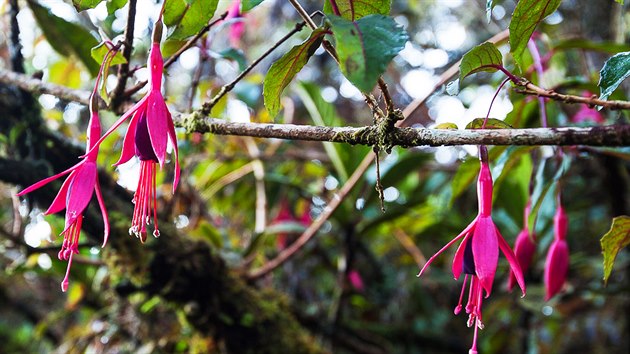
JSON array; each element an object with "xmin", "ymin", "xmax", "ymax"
[
  {"xmin": 471, "ymin": 216, "xmax": 499, "ymax": 297},
  {"xmin": 45, "ymin": 172, "xmax": 75, "ymax": 215},
  {"xmin": 452, "ymin": 231, "xmax": 473, "ymax": 280},
  {"xmin": 134, "ymin": 111, "xmax": 158, "ymax": 162},
  {"xmin": 114, "ymin": 110, "xmax": 142, "ymax": 166},
  {"xmin": 544, "ymin": 239, "xmax": 569, "ymax": 300},
  {"xmin": 418, "ymin": 218, "xmax": 477, "ymax": 277},
  {"xmin": 65, "ymin": 162, "xmax": 97, "ymax": 218},
  {"xmin": 146, "ymin": 93, "xmax": 169, "ymax": 167}
]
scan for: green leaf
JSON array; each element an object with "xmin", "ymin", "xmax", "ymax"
[
  {"xmin": 598, "ymin": 51, "xmax": 630, "ymax": 101},
  {"xmin": 614, "ymin": 0, "xmax": 624, "ymax": 4},
  {"xmin": 163, "ymin": 0, "xmax": 219, "ymax": 40},
  {"xmin": 601, "ymin": 216, "xmax": 630, "ymax": 284},
  {"xmin": 219, "ymin": 48, "xmax": 247, "ymax": 72},
  {"xmin": 263, "ymin": 28, "xmax": 325, "ymax": 117},
  {"xmin": 509, "ymin": 0, "xmax": 562, "ymax": 70},
  {"xmin": 91, "ymin": 42, "xmax": 127, "ymax": 66},
  {"xmin": 107, "ymin": 0, "xmax": 127, "ymax": 14},
  {"xmin": 435, "ymin": 122, "xmax": 458, "ymax": 129},
  {"xmin": 72, "ymin": 0, "xmax": 102, "ymax": 11},
  {"xmin": 323, "ymin": 0, "xmax": 391, "ymax": 21},
  {"xmin": 459, "ymin": 42, "xmax": 503, "ymax": 83},
  {"xmin": 465, "ymin": 118, "xmax": 513, "ymax": 129},
  {"xmin": 28, "ymin": 1, "xmax": 100, "ymax": 76},
  {"xmin": 328, "ymin": 14, "xmax": 408, "ymax": 92},
  {"xmin": 241, "ymin": 0, "xmax": 265, "ymax": 12}
]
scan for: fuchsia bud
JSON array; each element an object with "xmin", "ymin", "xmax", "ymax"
[
  {"xmin": 508, "ymin": 202, "xmax": 537, "ymax": 292},
  {"xmin": 544, "ymin": 203, "xmax": 569, "ymax": 300}
]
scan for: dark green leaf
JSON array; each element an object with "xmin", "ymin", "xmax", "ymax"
[
  {"xmin": 601, "ymin": 215, "xmax": 630, "ymax": 284},
  {"xmin": 263, "ymin": 28, "xmax": 325, "ymax": 117},
  {"xmin": 466, "ymin": 118, "xmax": 513, "ymax": 129},
  {"xmin": 72, "ymin": 0, "xmax": 102, "ymax": 11},
  {"xmin": 328, "ymin": 14, "xmax": 408, "ymax": 92},
  {"xmin": 509, "ymin": 0, "xmax": 561, "ymax": 70},
  {"xmin": 241, "ymin": 0, "xmax": 265, "ymax": 12},
  {"xmin": 28, "ymin": 1, "xmax": 100, "ymax": 76},
  {"xmin": 598, "ymin": 51, "xmax": 630, "ymax": 101},
  {"xmin": 459, "ymin": 42, "xmax": 503, "ymax": 83},
  {"xmin": 164, "ymin": 0, "xmax": 219, "ymax": 40},
  {"xmin": 323, "ymin": 0, "xmax": 391, "ymax": 21},
  {"xmin": 553, "ymin": 39, "xmax": 630, "ymax": 54}
]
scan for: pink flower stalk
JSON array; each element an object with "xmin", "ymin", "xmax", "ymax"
[
  {"xmin": 93, "ymin": 20, "xmax": 180, "ymax": 242},
  {"xmin": 508, "ymin": 202, "xmax": 537, "ymax": 292},
  {"xmin": 17, "ymin": 94, "xmax": 109, "ymax": 292},
  {"xmin": 544, "ymin": 201, "xmax": 569, "ymax": 300},
  {"xmin": 417, "ymin": 146, "xmax": 525, "ymax": 354}
]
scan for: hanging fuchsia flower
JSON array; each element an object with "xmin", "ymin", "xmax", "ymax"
[
  {"xmin": 572, "ymin": 91, "xmax": 605, "ymax": 124},
  {"xmin": 418, "ymin": 146, "xmax": 525, "ymax": 354},
  {"xmin": 17, "ymin": 95, "xmax": 109, "ymax": 292},
  {"xmin": 94, "ymin": 19, "xmax": 180, "ymax": 242},
  {"xmin": 508, "ymin": 202, "xmax": 537, "ymax": 292},
  {"xmin": 544, "ymin": 200, "xmax": 569, "ymax": 300}
]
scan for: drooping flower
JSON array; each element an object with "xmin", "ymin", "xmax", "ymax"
[
  {"xmin": 572, "ymin": 91, "xmax": 605, "ymax": 124},
  {"xmin": 17, "ymin": 94, "xmax": 109, "ymax": 292},
  {"xmin": 93, "ymin": 19, "xmax": 179, "ymax": 242},
  {"xmin": 508, "ymin": 202, "xmax": 537, "ymax": 292},
  {"xmin": 225, "ymin": 0, "xmax": 245, "ymax": 48},
  {"xmin": 417, "ymin": 146, "xmax": 525, "ymax": 354},
  {"xmin": 544, "ymin": 199, "xmax": 569, "ymax": 300}
]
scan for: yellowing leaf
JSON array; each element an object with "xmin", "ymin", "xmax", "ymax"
[{"xmin": 601, "ymin": 215, "xmax": 630, "ymax": 284}]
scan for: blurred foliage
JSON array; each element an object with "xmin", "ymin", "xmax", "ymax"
[{"xmin": 1, "ymin": 0, "xmax": 629, "ymax": 354}]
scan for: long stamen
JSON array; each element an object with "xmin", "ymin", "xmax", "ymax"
[
  {"xmin": 469, "ymin": 317, "xmax": 480, "ymax": 354},
  {"xmin": 455, "ymin": 274, "xmax": 469, "ymax": 315}
]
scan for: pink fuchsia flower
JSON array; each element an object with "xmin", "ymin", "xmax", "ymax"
[
  {"xmin": 508, "ymin": 202, "xmax": 537, "ymax": 292},
  {"xmin": 544, "ymin": 201, "xmax": 569, "ymax": 300},
  {"xmin": 94, "ymin": 20, "xmax": 180, "ymax": 242},
  {"xmin": 417, "ymin": 146, "xmax": 525, "ymax": 354},
  {"xmin": 347, "ymin": 269, "xmax": 365, "ymax": 292},
  {"xmin": 17, "ymin": 95, "xmax": 109, "ymax": 292}
]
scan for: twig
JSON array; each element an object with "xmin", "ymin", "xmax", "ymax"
[
  {"xmin": 200, "ymin": 20, "xmax": 308, "ymax": 115},
  {"xmin": 288, "ymin": 0, "xmax": 318, "ymax": 29},
  {"xmin": 0, "ymin": 70, "xmax": 92, "ymax": 104},
  {"xmin": 513, "ymin": 84, "xmax": 630, "ymax": 110},
  {"xmin": 110, "ymin": 0, "xmax": 137, "ymax": 110},
  {"xmin": 124, "ymin": 12, "xmax": 229, "ymax": 98}
]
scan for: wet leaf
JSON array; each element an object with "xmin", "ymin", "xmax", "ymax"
[
  {"xmin": 459, "ymin": 42, "xmax": 503, "ymax": 83},
  {"xmin": 509, "ymin": 0, "xmax": 561, "ymax": 70},
  {"xmin": 598, "ymin": 51, "xmax": 630, "ymax": 101}
]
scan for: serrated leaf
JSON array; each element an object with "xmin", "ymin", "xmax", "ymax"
[
  {"xmin": 509, "ymin": 0, "xmax": 562, "ymax": 70},
  {"xmin": 323, "ymin": 0, "xmax": 391, "ymax": 21},
  {"xmin": 28, "ymin": 1, "xmax": 100, "ymax": 76},
  {"xmin": 241, "ymin": 0, "xmax": 265, "ymax": 12},
  {"xmin": 163, "ymin": 0, "xmax": 219, "ymax": 40},
  {"xmin": 435, "ymin": 122, "xmax": 458, "ymax": 129},
  {"xmin": 459, "ymin": 42, "xmax": 503, "ymax": 83},
  {"xmin": 598, "ymin": 51, "xmax": 630, "ymax": 101},
  {"xmin": 466, "ymin": 118, "xmax": 513, "ymax": 129},
  {"xmin": 263, "ymin": 28, "xmax": 325, "ymax": 117},
  {"xmin": 329, "ymin": 14, "xmax": 408, "ymax": 92},
  {"xmin": 601, "ymin": 216, "xmax": 630, "ymax": 284},
  {"xmin": 72, "ymin": 0, "xmax": 102, "ymax": 11}
]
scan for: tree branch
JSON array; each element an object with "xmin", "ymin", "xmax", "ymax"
[
  {"xmin": 110, "ymin": 0, "xmax": 137, "ymax": 110},
  {"xmin": 177, "ymin": 115, "xmax": 630, "ymax": 147},
  {"xmin": 514, "ymin": 82, "xmax": 630, "ymax": 110}
]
